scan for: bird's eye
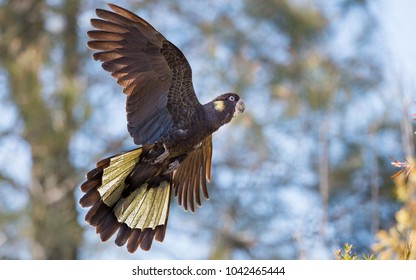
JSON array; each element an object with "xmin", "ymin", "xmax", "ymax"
[{"xmin": 228, "ymin": 96, "xmax": 235, "ymax": 102}]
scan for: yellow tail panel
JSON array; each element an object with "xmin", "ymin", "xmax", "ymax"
[
  {"xmin": 114, "ymin": 181, "xmax": 170, "ymax": 229},
  {"xmin": 94, "ymin": 147, "xmax": 170, "ymax": 230},
  {"xmin": 98, "ymin": 148, "xmax": 142, "ymax": 206}
]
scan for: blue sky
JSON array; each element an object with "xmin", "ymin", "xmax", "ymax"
[{"xmin": 379, "ymin": 1, "xmax": 416, "ymax": 89}]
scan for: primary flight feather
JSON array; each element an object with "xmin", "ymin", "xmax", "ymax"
[{"xmin": 79, "ymin": 3, "xmax": 245, "ymax": 252}]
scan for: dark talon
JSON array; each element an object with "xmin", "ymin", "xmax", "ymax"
[
  {"xmin": 164, "ymin": 159, "xmax": 180, "ymax": 174},
  {"xmin": 153, "ymin": 144, "xmax": 169, "ymax": 164}
]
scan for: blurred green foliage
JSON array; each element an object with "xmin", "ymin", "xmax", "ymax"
[
  {"xmin": 336, "ymin": 160, "xmax": 416, "ymax": 260},
  {"xmin": 334, "ymin": 243, "xmax": 377, "ymax": 260},
  {"xmin": 372, "ymin": 161, "xmax": 416, "ymax": 260}
]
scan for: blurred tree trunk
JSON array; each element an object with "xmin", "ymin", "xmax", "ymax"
[
  {"xmin": 0, "ymin": 0, "xmax": 82, "ymax": 259},
  {"xmin": 319, "ymin": 118, "xmax": 329, "ymax": 237}
]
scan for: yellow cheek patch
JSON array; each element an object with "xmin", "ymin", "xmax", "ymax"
[{"xmin": 214, "ymin": 100, "xmax": 225, "ymax": 112}]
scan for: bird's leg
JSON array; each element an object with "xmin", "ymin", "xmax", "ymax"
[
  {"xmin": 152, "ymin": 128, "xmax": 187, "ymax": 164},
  {"xmin": 164, "ymin": 159, "xmax": 180, "ymax": 174},
  {"xmin": 164, "ymin": 154, "xmax": 186, "ymax": 174},
  {"xmin": 153, "ymin": 143, "xmax": 170, "ymax": 164}
]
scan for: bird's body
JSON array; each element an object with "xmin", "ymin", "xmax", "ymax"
[{"xmin": 79, "ymin": 3, "xmax": 244, "ymax": 252}]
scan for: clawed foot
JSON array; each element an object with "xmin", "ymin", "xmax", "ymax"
[
  {"xmin": 153, "ymin": 144, "xmax": 169, "ymax": 164},
  {"xmin": 164, "ymin": 159, "xmax": 180, "ymax": 174}
]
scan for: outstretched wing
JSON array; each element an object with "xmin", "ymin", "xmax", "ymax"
[
  {"xmin": 172, "ymin": 136, "xmax": 212, "ymax": 212},
  {"xmin": 87, "ymin": 3, "xmax": 201, "ymax": 145}
]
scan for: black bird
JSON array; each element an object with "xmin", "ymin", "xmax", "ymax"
[{"xmin": 79, "ymin": 3, "xmax": 245, "ymax": 253}]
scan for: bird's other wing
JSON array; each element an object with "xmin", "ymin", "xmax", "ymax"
[
  {"xmin": 87, "ymin": 3, "xmax": 201, "ymax": 145},
  {"xmin": 172, "ymin": 135, "xmax": 212, "ymax": 212}
]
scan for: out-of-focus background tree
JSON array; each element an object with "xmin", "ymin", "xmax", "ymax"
[{"xmin": 0, "ymin": 0, "xmax": 414, "ymax": 259}]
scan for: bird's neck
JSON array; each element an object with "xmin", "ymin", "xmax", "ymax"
[{"xmin": 202, "ymin": 101, "xmax": 232, "ymax": 133}]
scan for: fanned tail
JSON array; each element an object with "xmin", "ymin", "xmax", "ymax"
[{"xmin": 79, "ymin": 147, "xmax": 171, "ymax": 252}]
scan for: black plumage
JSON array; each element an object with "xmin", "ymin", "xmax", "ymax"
[{"xmin": 79, "ymin": 3, "xmax": 245, "ymax": 252}]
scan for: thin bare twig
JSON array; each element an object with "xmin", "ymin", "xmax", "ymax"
[{"xmin": 390, "ymin": 158, "xmax": 415, "ymax": 179}]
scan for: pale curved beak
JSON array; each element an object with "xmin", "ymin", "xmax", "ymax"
[{"xmin": 234, "ymin": 99, "xmax": 245, "ymax": 117}]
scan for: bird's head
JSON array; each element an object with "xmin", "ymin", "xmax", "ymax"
[{"xmin": 207, "ymin": 93, "xmax": 245, "ymax": 128}]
